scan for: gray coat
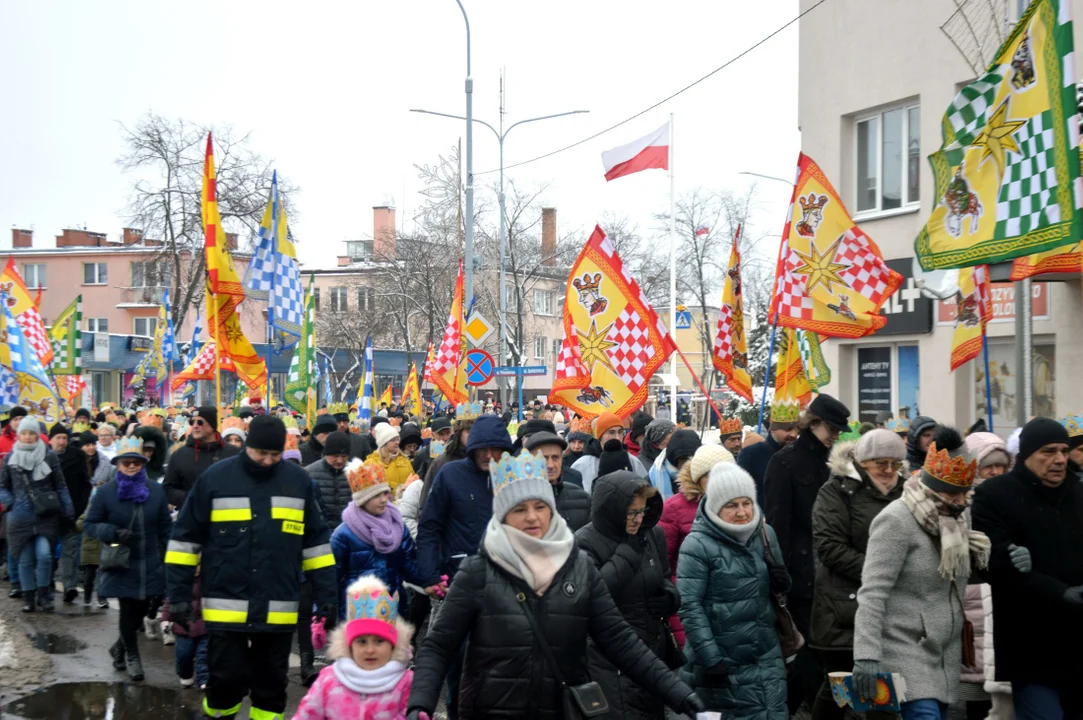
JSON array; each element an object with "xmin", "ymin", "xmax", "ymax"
[{"xmin": 853, "ymin": 499, "xmax": 967, "ymax": 704}]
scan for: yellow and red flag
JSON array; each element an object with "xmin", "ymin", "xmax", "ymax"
[
  {"xmin": 422, "ymin": 340, "xmax": 435, "ymax": 384},
  {"xmin": 202, "ymin": 133, "xmax": 266, "ymax": 391},
  {"xmin": 429, "ymin": 261, "xmax": 469, "ymax": 407},
  {"xmin": 1009, "ymin": 243, "xmax": 1082, "ymax": 280},
  {"xmin": 401, "ymin": 361, "xmax": 421, "ymax": 415},
  {"xmin": 172, "ymin": 342, "xmax": 235, "ymax": 390},
  {"xmin": 378, "ymin": 384, "xmax": 393, "ymax": 407},
  {"xmin": 1, "ymin": 258, "xmax": 53, "ymax": 366},
  {"xmin": 771, "ymin": 153, "xmax": 903, "ymax": 338},
  {"xmin": 62, "ymin": 376, "xmax": 87, "ymax": 402},
  {"xmin": 549, "ymin": 225, "xmax": 675, "ymax": 420},
  {"xmin": 711, "ymin": 226, "xmax": 753, "ymax": 403},
  {"xmin": 774, "ymin": 327, "xmax": 812, "ymax": 409},
  {"xmin": 950, "ymin": 265, "xmax": 993, "ymax": 371}
]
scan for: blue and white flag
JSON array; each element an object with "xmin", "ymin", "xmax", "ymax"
[
  {"xmin": 0, "ymin": 292, "xmax": 53, "ymax": 391},
  {"xmin": 357, "ymin": 336, "xmax": 374, "ymax": 421},
  {"xmin": 185, "ymin": 306, "xmax": 202, "ymax": 365},
  {"xmin": 322, "ymin": 355, "xmax": 334, "ymax": 406},
  {"xmin": 244, "ymin": 171, "xmax": 304, "ymax": 341},
  {"xmin": 162, "ymin": 288, "xmax": 179, "ymax": 363}
]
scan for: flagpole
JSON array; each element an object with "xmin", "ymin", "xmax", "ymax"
[
  {"xmin": 212, "ymin": 298, "xmax": 221, "ymax": 429},
  {"xmin": 668, "ymin": 112, "xmax": 679, "ymax": 422},
  {"xmin": 982, "ymin": 334, "xmax": 994, "ymax": 433},
  {"xmin": 756, "ymin": 320, "xmax": 779, "ymax": 434}
]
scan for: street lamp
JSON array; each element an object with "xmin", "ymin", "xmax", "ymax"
[
  {"xmin": 452, "ymin": 0, "xmax": 475, "ymax": 310},
  {"xmin": 738, "ymin": 170, "xmax": 793, "ymax": 185},
  {"xmin": 411, "ymin": 106, "xmax": 588, "ymax": 405}
]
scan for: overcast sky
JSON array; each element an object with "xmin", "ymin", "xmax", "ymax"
[{"xmin": 0, "ymin": 1, "xmax": 800, "ymax": 270}]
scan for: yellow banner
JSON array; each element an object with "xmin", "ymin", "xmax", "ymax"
[
  {"xmin": 950, "ymin": 266, "xmax": 992, "ymax": 371},
  {"xmin": 712, "ymin": 232, "xmax": 753, "ymax": 403}
]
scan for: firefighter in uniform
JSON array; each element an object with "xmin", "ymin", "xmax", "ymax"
[{"xmin": 165, "ymin": 415, "xmax": 337, "ymax": 720}]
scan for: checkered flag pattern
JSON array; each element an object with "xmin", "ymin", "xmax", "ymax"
[
  {"xmin": 171, "ymin": 343, "xmax": 233, "ymax": 390},
  {"xmin": 995, "ymin": 111, "xmax": 1060, "ymax": 236},
  {"xmin": 835, "ymin": 228, "xmax": 895, "ymax": 302},
  {"xmin": 713, "ymin": 305, "xmax": 734, "ymax": 361},
  {"xmin": 17, "ymin": 307, "xmax": 53, "ymax": 367},
  {"xmin": 945, "ymin": 69, "xmax": 1004, "ymax": 146},
  {"xmin": 773, "ymin": 255, "xmax": 816, "ymax": 323},
  {"xmin": 64, "ymin": 376, "xmax": 86, "ymax": 402},
  {"xmin": 246, "ymin": 238, "xmax": 305, "ymax": 339},
  {"xmin": 433, "ymin": 308, "xmax": 461, "ymax": 375},
  {"xmin": 608, "ymin": 307, "xmax": 653, "ymax": 389},
  {"xmin": 0, "ymin": 365, "xmax": 18, "ymax": 407},
  {"xmin": 554, "ymin": 333, "xmax": 588, "ymax": 382}
]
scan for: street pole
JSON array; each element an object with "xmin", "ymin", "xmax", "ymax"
[{"xmin": 669, "ymin": 113, "xmax": 678, "ymax": 421}]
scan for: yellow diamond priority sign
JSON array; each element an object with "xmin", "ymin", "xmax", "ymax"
[{"xmin": 464, "ymin": 312, "xmax": 494, "ymax": 347}]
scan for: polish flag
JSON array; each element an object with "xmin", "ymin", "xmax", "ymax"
[{"xmin": 601, "ymin": 122, "xmax": 670, "ymax": 182}]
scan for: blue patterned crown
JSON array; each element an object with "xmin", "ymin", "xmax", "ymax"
[
  {"xmin": 430, "ymin": 439, "xmax": 447, "ymax": 459},
  {"xmin": 886, "ymin": 417, "xmax": 910, "ymax": 433},
  {"xmin": 456, "ymin": 401, "xmax": 483, "ymax": 420},
  {"xmin": 114, "ymin": 436, "xmax": 145, "ymax": 458},
  {"xmin": 490, "ymin": 451, "xmax": 548, "ymax": 497},
  {"xmin": 346, "ymin": 577, "xmax": 399, "ymax": 625},
  {"xmin": 1061, "ymin": 414, "xmax": 1083, "ymax": 438}
]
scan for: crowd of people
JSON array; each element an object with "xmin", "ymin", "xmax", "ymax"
[{"xmin": 0, "ymin": 394, "xmax": 1080, "ymax": 720}]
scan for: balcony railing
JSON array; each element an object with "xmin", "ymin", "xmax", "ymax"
[{"xmin": 117, "ymin": 286, "xmax": 167, "ymax": 305}]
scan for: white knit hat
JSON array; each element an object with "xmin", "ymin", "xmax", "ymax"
[
  {"xmin": 373, "ymin": 423, "xmax": 399, "ymax": 449},
  {"xmin": 703, "ymin": 462, "xmax": 758, "ymax": 519},
  {"xmin": 689, "ymin": 444, "xmax": 735, "ymax": 484}
]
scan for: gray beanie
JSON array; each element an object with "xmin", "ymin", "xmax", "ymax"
[
  {"xmin": 490, "ymin": 451, "xmax": 556, "ymax": 523},
  {"xmin": 854, "ymin": 429, "xmax": 907, "ymax": 463},
  {"xmin": 703, "ymin": 462, "xmax": 758, "ymax": 518},
  {"xmin": 17, "ymin": 415, "xmax": 43, "ymax": 436}
]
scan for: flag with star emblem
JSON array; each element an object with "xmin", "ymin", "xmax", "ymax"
[
  {"xmin": 429, "ymin": 261, "xmax": 469, "ymax": 407},
  {"xmin": 770, "ymin": 153, "xmax": 903, "ymax": 338},
  {"xmin": 916, "ymin": 0, "xmax": 1083, "ymax": 269},
  {"xmin": 549, "ymin": 225, "xmax": 675, "ymax": 420},
  {"xmin": 711, "ymin": 226, "xmax": 753, "ymax": 403},
  {"xmin": 949, "ymin": 265, "xmax": 993, "ymax": 371}
]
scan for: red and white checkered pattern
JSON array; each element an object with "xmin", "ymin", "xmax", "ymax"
[
  {"xmin": 16, "ymin": 307, "xmax": 53, "ymax": 366},
  {"xmin": 773, "ymin": 252, "xmax": 816, "ymax": 322},
  {"xmin": 555, "ymin": 333, "xmax": 588, "ymax": 381},
  {"xmin": 609, "ymin": 307, "xmax": 653, "ymax": 389},
  {"xmin": 432, "ymin": 310, "xmax": 461, "ymax": 375},
  {"xmin": 713, "ymin": 305, "xmax": 734, "ymax": 361},
  {"xmin": 171, "ymin": 343, "xmax": 234, "ymax": 390},
  {"xmin": 974, "ymin": 265, "xmax": 993, "ymax": 324},
  {"xmin": 64, "ymin": 375, "xmax": 86, "ymax": 401},
  {"xmin": 834, "ymin": 228, "xmax": 894, "ymax": 302}
]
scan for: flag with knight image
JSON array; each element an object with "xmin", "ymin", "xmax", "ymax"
[
  {"xmin": 549, "ymin": 225, "xmax": 675, "ymax": 420},
  {"xmin": 949, "ymin": 265, "xmax": 993, "ymax": 371},
  {"xmin": 770, "ymin": 153, "xmax": 903, "ymax": 338},
  {"xmin": 915, "ymin": 0, "xmax": 1083, "ymax": 270}
]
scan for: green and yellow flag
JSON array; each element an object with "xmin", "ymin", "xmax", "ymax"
[
  {"xmin": 284, "ymin": 276, "xmax": 317, "ymax": 426},
  {"xmin": 916, "ymin": 0, "xmax": 1083, "ymax": 269},
  {"xmin": 49, "ymin": 295, "xmax": 82, "ymax": 375}
]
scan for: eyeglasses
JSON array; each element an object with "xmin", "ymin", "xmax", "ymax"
[
  {"xmin": 625, "ymin": 508, "xmax": 648, "ymax": 519},
  {"xmin": 872, "ymin": 460, "xmax": 904, "ymax": 471},
  {"xmin": 192, "ymin": 419, "xmax": 207, "ymax": 427},
  {"xmin": 117, "ymin": 459, "xmax": 143, "ymax": 468}
]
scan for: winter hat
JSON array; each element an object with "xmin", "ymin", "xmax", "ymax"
[
  {"xmin": 370, "ymin": 415, "xmax": 389, "ymax": 428},
  {"xmin": 689, "ymin": 444, "xmax": 735, "ymax": 484},
  {"xmin": 48, "ymin": 423, "xmax": 71, "ymax": 439},
  {"xmin": 704, "ymin": 462, "xmax": 758, "ymax": 518},
  {"xmin": 311, "ymin": 414, "xmax": 337, "ymax": 436},
  {"xmin": 665, "ymin": 429, "xmax": 702, "ymax": 467},
  {"xmin": 75, "ymin": 407, "xmax": 91, "ymax": 420},
  {"xmin": 1017, "ymin": 417, "xmax": 1069, "ymax": 462},
  {"xmin": 593, "ymin": 411, "xmax": 624, "ymax": 439},
  {"xmin": 490, "ymin": 450, "xmax": 555, "ymax": 522},
  {"xmin": 246, "ymin": 415, "xmax": 287, "ymax": 452},
  {"xmin": 194, "ymin": 405, "xmax": 218, "ymax": 430},
  {"xmin": 517, "ymin": 418, "xmax": 557, "ymax": 440},
  {"xmin": 644, "ymin": 419, "xmax": 676, "ymax": 449},
  {"xmin": 221, "ymin": 427, "xmax": 246, "ymax": 443},
  {"xmin": 525, "ymin": 431, "xmax": 567, "ymax": 452},
  {"xmin": 597, "ymin": 438, "xmax": 634, "ymax": 477},
  {"xmin": 346, "ymin": 459, "xmax": 390, "ymax": 507},
  {"xmin": 429, "ymin": 417, "xmax": 452, "ymax": 433},
  {"xmin": 399, "ymin": 426, "xmax": 423, "ymax": 450},
  {"xmin": 807, "ymin": 394, "xmax": 851, "ymax": 432},
  {"xmin": 17, "ymin": 415, "xmax": 42, "ymax": 436},
  {"xmin": 921, "ymin": 426, "xmax": 977, "ymax": 493},
  {"xmin": 965, "ymin": 432, "xmax": 1011, "ymax": 470},
  {"xmin": 344, "ymin": 574, "xmax": 401, "ymax": 648},
  {"xmin": 323, "ymin": 431, "xmax": 352, "ymax": 457},
  {"xmin": 568, "ymin": 431, "xmax": 592, "ymax": 444},
  {"xmin": 77, "ymin": 430, "xmax": 98, "ymax": 447},
  {"xmin": 373, "ymin": 423, "xmax": 399, "ymax": 449},
  {"xmin": 854, "ymin": 429, "xmax": 907, "ymax": 463},
  {"xmin": 629, "ymin": 411, "xmax": 653, "ymax": 443}
]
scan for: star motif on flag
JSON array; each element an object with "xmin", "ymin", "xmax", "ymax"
[
  {"xmin": 576, "ymin": 321, "xmax": 618, "ymax": 374},
  {"xmin": 791, "ymin": 237, "xmax": 849, "ymax": 295},
  {"xmin": 971, "ymin": 100, "xmax": 1025, "ymax": 177}
]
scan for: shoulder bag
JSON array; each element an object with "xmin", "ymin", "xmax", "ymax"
[
  {"xmin": 759, "ymin": 524, "xmax": 805, "ymax": 660},
  {"xmin": 646, "ymin": 530, "xmax": 686, "ymax": 669},
  {"xmin": 17, "ymin": 467, "xmax": 62, "ymax": 518},
  {"xmin": 100, "ymin": 505, "xmax": 141, "ymax": 573},
  {"xmin": 516, "ymin": 591, "xmax": 609, "ymax": 719}
]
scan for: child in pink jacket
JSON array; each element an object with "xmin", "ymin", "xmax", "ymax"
[{"xmin": 293, "ymin": 574, "xmax": 414, "ymax": 720}]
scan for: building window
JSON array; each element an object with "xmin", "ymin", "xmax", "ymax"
[
  {"xmin": 551, "ymin": 338, "xmax": 562, "ymax": 367},
  {"xmin": 133, "ymin": 317, "xmax": 158, "ymax": 337},
  {"xmin": 312, "ymin": 287, "xmax": 320, "ymax": 312},
  {"xmin": 86, "ymin": 318, "xmax": 108, "ymax": 333},
  {"xmin": 504, "ymin": 287, "xmax": 519, "ymax": 315},
  {"xmin": 22, "ymin": 264, "xmax": 46, "ymax": 289},
  {"xmin": 534, "ymin": 336, "xmax": 547, "ymax": 359},
  {"xmin": 83, "ymin": 262, "xmax": 108, "ymax": 285},
  {"xmin": 130, "ymin": 261, "xmax": 166, "ymax": 288},
  {"xmin": 329, "ymin": 287, "xmax": 348, "ymax": 313},
  {"xmin": 855, "ymin": 343, "xmax": 920, "ymax": 424},
  {"xmin": 534, "ymin": 289, "xmax": 554, "ymax": 316},
  {"xmin": 356, "ymin": 287, "xmax": 374, "ymax": 312},
  {"xmin": 855, "ymin": 104, "xmax": 920, "ymax": 214}
]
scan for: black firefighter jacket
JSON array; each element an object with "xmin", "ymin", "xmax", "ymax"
[{"xmin": 165, "ymin": 454, "xmax": 336, "ymax": 633}]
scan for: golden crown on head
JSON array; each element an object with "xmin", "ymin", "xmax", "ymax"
[
  {"xmin": 569, "ymin": 417, "xmax": 590, "ymax": 434},
  {"xmin": 769, "ymin": 398, "xmax": 801, "ymax": 424},
  {"xmin": 572, "ymin": 272, "xmax": 602, "ymax": 293},
  {"xmin": 456, "ymin": 401, "xmax": 482, "ymax": 421},
  {"xmin": 328, "ymin": 401, "xmax": 349, "ymax": 415},
  {"xmin": 887, "ymin": 417, "xmax": 910, "ymax": 433},
  {"xmin": 922, "ymin": 441, "xmax": 978, "ymax": 489},
  {"xmin": 114, "ymin": 436, "xmax": 144, "ymax": 457},
  {"xmin": 1060, "ymin": 414, "xmax": 1083, "ymax": 438},
  {"xmin": 718, "ymin": 418, "xmax": 743, "ymax": 435},
  {"xmin": 490, "ymin": 451, "xmax": 547, "ymax": 497},
  {"xmin": 346, "ymin": 459, "xmax": 388, "ymax": 495},
  {"xmin": 282, "ymin": 416, "xmax": 299, "ymax": 430},
  {"xmin": 221, "ymin": 417, "xmax": 245, "ymax": 432}
]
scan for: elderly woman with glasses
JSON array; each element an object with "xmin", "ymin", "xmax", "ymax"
[
  {"xmin": 807, "ymin": 429, "xmax": 908, "ymax": 720},
  {"xmin": 96, "ymin": 424, "xmax": 118, "ymax": 462}
]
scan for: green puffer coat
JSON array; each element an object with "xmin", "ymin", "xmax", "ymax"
[{"xmin": 676, "ymin": 502, "xmax": 788, "ymax": 719}]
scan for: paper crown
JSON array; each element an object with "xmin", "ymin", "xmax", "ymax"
[
  {"xmin": 421, "ymin": 427, "xmax": 433, "ymax": 440},
  {"xmin": 137, "ymin": 411, "xmax": 164, "ymax": 430},
  {"xmin": 456, "ymin": 401, "xmax": 482, "ymax": 420},
  {"xmin": 72, "ymin": 421, "xmax": 90, "ymax": 434},
  {"xmin": 886, "ymin": 417, "xmax": 910, "ymax": 433},
  {"xmin": 429, "ymin": 439, "xmax": 447, "ymax": 459},
  {"xmin": 770, "ymin": 398, "xmax": 801, "ymax": 425},
  {"xmin": 346, "ymin": 576, "xmax": 398, "ymax": 626},
  {"xmin": 150, "ymin": 408, "xmax": 167, "ymax": 418},
  {"xmin": 922, "ymin": 440, "xmax": 977, "ymax": 489},
  {"xmin": 490, "ymin": 450, "xmax": 547, "ymax": 497},
  {"xmin": 718, "ymin": 418, "xmax": 743, "ymax": 436},
  {"xmin": 328, "ymin": 401, "xmax": 349, "ymax": 415},
  {"xmin": 1060, "ymin": 414, "xmax": 1083, "ymax": 438},
  {"xmin": 346, "ymin": 459, "xmax": 388, "ymax": 495},
  {"xmin": 221, "ymin": 417, "xmax": 245, "ymax": 432},
  {"xmin": 282, "ymin": 416, "xmax": 299, "ymax": 430},
  {"xmin": 114, "ymin": 436, "xmax": 144, "ymax": 457},
  {"xmin": 569, "ymin": 417, "xmax": 591, "ymax": 435}
]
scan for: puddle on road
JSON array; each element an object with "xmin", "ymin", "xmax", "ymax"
[
  {"xmin": 0, "ymin": 682, "xmax": 201, "ymax": 719},
  {"xmin": 26, "ymin": 631, "xmax": 86, "ymax": 654}
]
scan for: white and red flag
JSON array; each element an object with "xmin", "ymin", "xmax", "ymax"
[{"xmin": 601, "ymin": 122, "xmax": 670, "ymax": 182}]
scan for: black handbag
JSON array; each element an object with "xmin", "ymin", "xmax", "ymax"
[
  {"xmin": 516, "ymin": 591, "xmax": 609, "ymax": 719},
  {"xmin": 100, "ymin": 506, "xmax": 141, "ymax": 573},
  {"xmin": 759, "ymin": 524, "xmax": 805, "ymax": 660},
  {"xmin": 17, "ymin": 467, "xmax": 62, "ymax": 518},
  {"xmin": 661, "ymin": 619, "xmax": 687, "ymax": 669}
]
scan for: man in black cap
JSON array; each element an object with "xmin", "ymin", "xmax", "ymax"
[
  {"xmin": 973, "ymin": 418, "xmax": 1083, "ymax": 718},
  {"xmin": 49, "ymin": 423, "xmax": 92, "ymax": 604},
  {"xmin": 762, "ymin": 393, "xmax": 851, "ymax": 713},
  {"xmin": 299, "ymin": 414, "xmax": 337, "ymax": 466},
  {"xmin": 525, "ymin": 431, "xmax": 590, "ymax": 531},
  {"xmin": 166, "ymin": 415, "xmax": 336, "ymax": 720},
  {"xmin": 162, "ymin": 406, "xmax": 239, "ymax": 510},
  {"xmin": 333, "ymin": 408, "xmax": 372, "ymax": 460},
  {"xmin": 412, "ymin": 417, "xmax": 452, "ymax": 479},
  {"xmin": 512, "ymin": 418, "xmax": 557, "ymax": 455}
]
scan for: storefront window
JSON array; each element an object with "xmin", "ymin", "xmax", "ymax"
[
  {"xmin": 856, "ymin": 344, "xmax": 920, "ymax": 424},
  {"xmin": 976, "ymin": 340, "xmax": 1055, "ymax": 433}
]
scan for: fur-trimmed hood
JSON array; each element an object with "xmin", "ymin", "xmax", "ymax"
[
  {"xmin": 676, "ymin": 461, "xmax": 704, "ymax": 502},
  {"xmin": 828, "ymin": 440, "xmax": 909, "ymax": 484},
  {"xmin": 326, "ymin": 616, "xmax": 415, "ymax": 665}
]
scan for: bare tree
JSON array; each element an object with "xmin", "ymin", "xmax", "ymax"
[{"xmin": 116, "ymin": 113, "xmax": 296, "ymax": 329}]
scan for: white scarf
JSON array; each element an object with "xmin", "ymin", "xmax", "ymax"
[
  {"xmin": 483, "ymin": 511, "xmax": 575, "ymax": 596},
  {"xmin": 9, "ymin": 440, "xmax": 51, "ymax": 481},
  {"xmin": 901, "ymin": 476, "xmax": 991, "ymax": 581},
  {"xmin": 332, "ymin": 658, "xmax": 408, "ymax": 694}
]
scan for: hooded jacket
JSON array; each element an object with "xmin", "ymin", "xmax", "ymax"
[
  {"xmin": 809, "ymin": 441, "xmax": 905, "ymax": 650},
  {"xmin": 639, "ymin": 419, "xmax": 676, "ymax": 470},
  {"xmin": 906, "ymin": 415, "xmax": 937, "ymax": 469},
  {"xmin": 58, "ymin": 444, "xmax": 92, "ymax": 520},
  {"xmin": 415, "ymin": 415, "xmax": 512, "ymax": 584},
  {"xmin": 162, "ymin": 433, "xmax": 239, "ymax": 509},
  {"xmin": 576, "ymin": 472, "xmax": 679, "ymax": 720}
]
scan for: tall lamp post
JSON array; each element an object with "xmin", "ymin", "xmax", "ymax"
[
  {"xmin": 411, "ymin": 106, "xmax": 588, "ymax": 405},
  {"xmin": 453, "ymin": 0, "xmax": 476, "ymax": 307}
]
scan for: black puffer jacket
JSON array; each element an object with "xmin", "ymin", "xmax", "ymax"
[
  {"xmin": 409, "ymin": 542, "xmax": 693, "ymax": 719},
  {"xmin": 304, "ymin": 459, "xmax": 352, "ymax": 528},
  {"xmin": 762, "ymin": 430, "xmax": 832, "ymax": 603},
  {"xmin": 299, "ymin": 435, "xmax": 325, "ymax": 467},
  {"xmin": 576, "ymin": 471, "xmax": 680, "ymax": 720},
  {"xmin": 809, "ymin": 441, "xmax": 905, "ymax": 650},
  {"xmin": 162, "ymin": 434, "xmax": 239, "ymax": 509},
  {"xmin": 554, "ymin": 469, "xmax": 591, "ymax": 532}
]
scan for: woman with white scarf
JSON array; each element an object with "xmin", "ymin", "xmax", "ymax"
[
  {"xmin": 853, "ymin": 427, "xmax": 992, "ymax": 720},
  {"xmin": 407, "ymin": 451, "xmax": 703, "ymax": 719},
  {"xmin": 0, "ymin": 416, "xmax": 73, "ymax": 613}
]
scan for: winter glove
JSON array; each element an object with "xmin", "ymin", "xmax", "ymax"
[
  {"xmin": 405, "ymin": 710, "xmax": 431, "ymax": 720},
  {"xmin": 852, "ymin": 659, "xmax": 884, "ymax": 701},
  {"xmin": 115, "ymin": 528, "xmax": 135, "ymax": 545},
  {"xmin": 1008, "ymin": 544, "xmax": 1032, "ymax": 573},
  {"xmin": 768, "ymin": 564, "xmax": 790, "ymax": 594},
  {"xmin": 1064, "ymin": 585, "xmax": 1083, "ymax": 608},
  {"xmin": 317, "ymin": 604, "xmax": 339, "ymax": 631},
  {"xmin": 680, "ymin": 692, "xmax": 706, "ymax": 715},
  {"xmin": 702, "ymin": 661, "xmax": 729, "ymax": 687},
  {"xmin": 645, "ymin": 593, "xmax": 671, "ymax": 617},
  {"xmin": 168, "ymin": 602, "xmax": 190, "ymax": 632}
]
